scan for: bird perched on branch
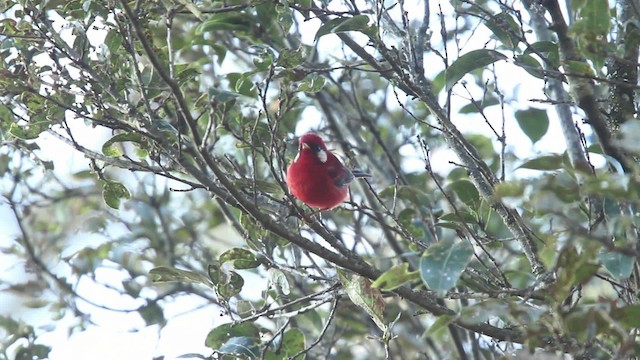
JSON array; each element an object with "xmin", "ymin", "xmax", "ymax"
[{"xmin": 286, "ymin": 133, "xmax": 370, "ymax": 210}]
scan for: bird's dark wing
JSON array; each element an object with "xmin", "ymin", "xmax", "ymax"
[{"xmin": 328, "ymin": 164, "xmax": 355, "ymax": 188}]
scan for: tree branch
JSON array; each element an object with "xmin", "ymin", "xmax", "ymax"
[{"xmin": 540, "ymin": 0, "xmax": 631, "ymax": 172}]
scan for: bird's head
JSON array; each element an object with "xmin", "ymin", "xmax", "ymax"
[{"xmin": 296, "ymin": 133, "xmax": 328, "ymax": 163}]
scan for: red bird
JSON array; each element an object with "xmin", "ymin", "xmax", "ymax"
[{"xmin": 286, "ymin": 133, "xmax": 369, "ymax": 210}]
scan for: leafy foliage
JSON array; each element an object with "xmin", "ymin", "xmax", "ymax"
[{"xmin": 2, "ymin": 0, "xmax": 640, "ymax": 359}]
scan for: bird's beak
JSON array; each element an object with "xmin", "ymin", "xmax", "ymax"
[{"xmin": 301, "ymin": 143, "xmax": 310, "ymax": 150}]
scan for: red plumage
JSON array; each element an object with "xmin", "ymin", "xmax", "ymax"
[{"xmin": 286, "ymin": 133, "xmax": 368, "ymax": 210}]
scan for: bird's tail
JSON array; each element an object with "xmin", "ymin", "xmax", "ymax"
[{"xmin": 351, "ymin": 169, "xmax": 372, "ymax": 178}]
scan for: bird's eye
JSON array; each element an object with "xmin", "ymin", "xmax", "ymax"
[{"xmin": 311, "ymin": 144, "xmax": 322, "ymax": 152}]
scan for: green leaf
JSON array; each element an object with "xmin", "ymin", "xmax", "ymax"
[
  {"xmin": 459, "ymin": 96, "xmax": 500, "ymax": 113},
  {"xmin": 515, "ymin": 54, "xmax": 545, "ymax": 79},
  {"xmin": 9, "ymin": 121, "xmax": 50, "ymax": 140},
  {"xmin": 419, "ymin": 239, "xmax": 474, "ymax": 295},
  {"xmin": 276, "ymin": 48, "xmax": 305, "ymax": 68},
  {"xmin": 268, "ymin": 268, "xmax": 290, "ymax": 296},
  {"xmin": 197, "ymin": 13, "xmax": 254, "ymax": 34},
  {"xmin": 570, "ymin": 0, "xmax": 610, "ymax": 38},
  {"xmin": 483, "ymin": 12, "xmax": 520, "ymax": 49},
  {"xmin": 494, "ymin": 181, "xmax": 525, "ymax": 198},
  {"xmin": 371, "ymin": 263, "xmax": 419, "ymax": 291},
  {"xmin": 175, "ymin": 64, "xmax": 201, "ymax": 85},
  {"xmin": 205, "ymin": 323, "xmax": 260, "ymax": 356},
  {"xmin": 15, "ymin": 344, "xmax": 51, "ymax": 360},
  {"xmin": 209, "ymin": 265, "xmax": 244, "ymax": 299},
  {"xmin": 102, "ymin": 133, "xmax": 144, "ymax": 157},
  {"xmin": 252, "ymin": 47, "xmax": 275, "ymax": 71},
  {"xmin": 298, "ymin": 75, "xmax": 326, "ymax": 93},
  {"xmin": 611, "ymin": 304, "xmax": 640, "ymax": 328},
  {"xmin": 149, "ymin": 266, "xmax": 213, "ymax": 286},
  {"xmin": 176, "ymin": 0, "xmax": 204, "ymax": 20},
  {"xmin": 445, "ymin": 49, "xmax": 507, "ymax": 91},
  {"xmin": 564, "ymin": 60, "xmax": 595, "ymax": 77},
  {"xmin": 553, "ymin": 245, "xmax": 600, "ymax": 302},
  {"xmin": 227, "ymin": 72, "xmax": 257, "ymax": 98},
  {"xmin": 138, "ymin": 301, "xmax": 165, "ymax": 326},
  {"xmin": 447, "ymin": 179, "xmax": 480, "ymax": 208},
  {"xmin": 219, "ymin": 274, "xmax": 244, "ymax": 299},
  {"xmin": 467, "ymin": 133, "xmax": 497, "ymax": 160},
  {"xmin": 219, "ymin": 248, "xmax": 261, "ymax": 269},
  {"xmin": 598, "ymin": 252, "xmax": 635, "ymax": 280},
  {"xmin": 517, "ymin": 155, "xmax": 564, "ymax": 171},
  {"xmin": 208, "ymin": 88, "xmax": 240, "ymax": 104},
  {"xmin": 525, "ymin": 41, "xmax": 560, "ymax": 67},
  {"xmin": 104, "ymin": 31, "xmax": 123, "ymax": 53},
  {"xmin": 315, "ymin": 15, "xmax": 370, "ymax": 40},
  {"xmin": 218, "ymin": 337, "xmax": 259, "ymax": 358},
  {"xmin": 337, "ymin": 269, "xmax": 387, "ymax": 333},
  {"xmin": 102, "ymin": 180, "xmax": 130, "ymax": 209},
  {"xmin": 265, "ymin": 329, "xmax": 306, "ymax": 360},
  {"xmin": 515, "ymin": 108, "xmax": 549, "ymax": 144}
]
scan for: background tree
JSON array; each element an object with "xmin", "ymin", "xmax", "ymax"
[{"xmin": 2, "ymin": 0, "xmax": 640, "ymax": 359}]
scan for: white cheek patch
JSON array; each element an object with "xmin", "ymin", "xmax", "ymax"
[
  {"xmin": 317, "ymin": 149, "xmax": 327, "ymax": 163},
  {"xmin": 293, "ymin": 151, "xmax": 301, "ymax": 162}
]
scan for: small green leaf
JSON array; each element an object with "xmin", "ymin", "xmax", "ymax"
[
  {"xmin": 197, "ymin": 13, "xmax": 254, "ymax": 34},
  {"xmin": 104, "ymin": 31, "xmax": 123, "ymax": 52},
  {"xmin": 494, "ymin": 181, "xmax": 525, "ymax": 198},
  {"xmin": 149, "ymin": 266, "xmax": 213, "ymax": 286},
  {"xmin": 265, "ymin": 329, "xmax": 305, "ymax": 360},
  {"xmin": 176, "ymin": 0, "xmax": 204, "ymax": 20},
  {"xmin": 598, "ymin": 251, "xmax": 634, "ymax": 279},
  {"xmin": 276, "ymin": 48, "xmax": 305, "ymax": 68},
  {"xmin": 515, "ymin": 54, "xmax": 545, "ymax": 79},
  {"xmin": 371, "ymin": 263, "xmax": 418, "ymax": 291},
  {"xmin": 570, "ymin": 0, "xmax": 610, "ymax": 38},
  {"xmin": 138, "ymin": 302, "xmax": 165, "ymax": 326},
  {"xmin": 175, "ymin": 65, "xmax": 201, "ymax": 85},
  {"xmin": 483, "ymin": 12, "xmax": 520, "ymax": 49},
  {"xmin": 337, "ymin": 270, "xmax": 387, "ymax": 333},
  {"xmin": 447, "ymin": 179, "xmax": 480, "ymax": 208},
  {"xmin": 515, "ymin": 108, "xmax": 549, "ymax": 144},
  {"xmin": 102, "ymin": 180, "xmax": 130, "ymax": 209},
  {"xmin": 553, "ymin": 245, "xmax": 600, "ymax": 302},
  {"xmin": 445, "ymin": 49, "xmax": 507, "ymax": 91},
  {"xmin": 268, "ymin": 268, "xmax": 290, "ymax": 295},
  {"xmin": 564, "ymin": 60, "xmax": 595, "ymax": 77},
  {"xmin": 459, "ymin": 96, "xmax": 500, "ymax": 113},
  {"xmin": 9, "ymin": 121, "xmax": 50, "ymax": 140},
  {"xmin": 218, "ymin": 337, "xmax": 259, "ymax": 358},
  {"xmin": 205, "ymin": 322, "xmax": 260, "ymax": 351},
  {"xmin": 420, "ymin": 239, "xmax": 474, "ymax": 295},
  {"xmin": 525, "ymin": 41, "xmax": 560, "ymax": 67},
  {"xmin": 219, "ymin": 248, "xmax": 261, "ymax": 269},
  {"xmin": 315, "ymin": 15, "xmax": 370, "ymax": 40},
  {"xmin": 102, "ymin": 133, "xmax": 144, "ymax": 157},
  {"xmin": 209, "ymin": 265, "xmax": 244, "ymax": 299},
  {"xmin": 296, "ymin": 0, "xmax": 312, "ymax": 19},
  {"xmin": 517, "ymin": 155, "xmax": 564, "ymax": 171},
  {"xmin": 611, "ymin": 304, "xmax": 640, "ymax": 328},
  {"xmin": 253, "ymin": 47, "xmax": 275, "ymax": 71},
  {"xmin": 298, "ymin": 75, "xmax": 326, "ymax": 93},
  {"xmin": 227, "ymin": 72, "xmax": 257, "ymax": 98}
]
